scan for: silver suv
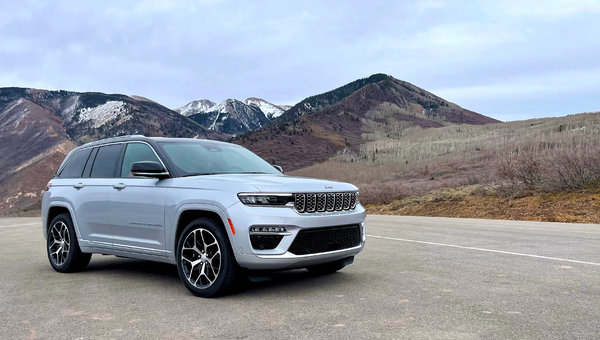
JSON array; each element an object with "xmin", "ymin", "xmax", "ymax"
[{"xmin": 42, "ymin": 136, "xmax": 365, "ymax": 297}]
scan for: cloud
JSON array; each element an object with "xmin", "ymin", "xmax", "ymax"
[
  {"xmin": 487, "ymin": 0, "xmax": 600, "ymax": 21},
  {"xmin": 0, "ymin": 0, "xmax": 598, "ymax": 119},
  {"xmin": 435, "ymin": 68, "xmax": 600, "ymax": 100}
]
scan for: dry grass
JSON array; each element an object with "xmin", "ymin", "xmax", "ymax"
[
  {"xmin": 366, "ymin": 187, "xmax": 600, "ymax": 224},
  {"xmin": 290, "ymin": 112, "xmax": 600, "ymax": 223},
  {"xmin": 290, "ymin": 112, "xmax": 600, "ymax": 206}
]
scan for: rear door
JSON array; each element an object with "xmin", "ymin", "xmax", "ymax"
[
  {"xmin": 83, "ymin": 143, "xmax": 125, "ymax": 247},
  {"xmin": 53, "ymin": 147, "xmax": 96, "ymax": 241},
  {"xmin": 109, "ymin": 142, "xmax": 168, "ymax": 253}
]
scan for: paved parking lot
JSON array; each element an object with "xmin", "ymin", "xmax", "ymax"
[{"xmin": 1, "ymin": 215, "xmax": 599, "ymax": 339}]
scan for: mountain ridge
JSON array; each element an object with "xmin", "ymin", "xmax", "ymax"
[
  {"xmin": 236, "ymin": 74, "xmax": 499, "ymax": 171},
  {"xmin": 187, "ymin": 98, "xmax": 270, "ymax": 135},
  {"xmin": 0, "ymin": 87, "xmax": 225, "ymax": 214},
  {"xmin": 0, "ymin": 74, "xmax": 499, "ymax": 214},
  {"xmin": 177, "ymin": 97, "xmax": 291, "ymax": 134}
]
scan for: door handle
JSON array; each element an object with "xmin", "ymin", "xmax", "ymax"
[
  {"xmin": 113, "ymin": 183, "xmax": 127, "ymax": 190},
  {"xmin": 73, "ymin": 183, "xmax": 84, "ymax": 189}
]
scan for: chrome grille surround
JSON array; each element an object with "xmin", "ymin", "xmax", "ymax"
[
  {"xmin": 326, "ymin": 193, "xmax": 335, "ymax": 211},
  {"xmin": 343, "ymin": 193, "xmax": 351, "ymax": 209},
  {"xmin": 335, "ymin": 193, "xmax": 344, "ymax": 210},
  {"xmin": 316, "ymin": 193, "xmax": 326, "ymax": 212},
  {"xmin": 293, "ymin": 192, "xmax": 358, "ymax": 213},
  {"xmin": 306, "ymin": 193, "xmax": 317, "ymax": 213},
  {"xmin": 294, "ymin": 193, "xmax": 305, "ymax": 212}
]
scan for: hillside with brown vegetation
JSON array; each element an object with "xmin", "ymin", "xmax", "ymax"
[
  {"xmin": 237, "ymin": 74, "xmax": 498, "ymax": 170},
  {"xmin": 2, "ymin": 76, "xmax": 596, "ymax": 223},
  {"xmin": 290, "ymin": 112, "xmax": 600, "ymax": 223},
  {"xmin": 365, "ymin": 186, "xmax": 600, "ymax": 224},
  {"xmin": 0, "ymin": 87, "xmax": 225, "ymax": 214}
]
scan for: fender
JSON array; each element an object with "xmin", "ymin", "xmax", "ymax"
[
  {"xmin": 45, "ymin": 199, "xmax": 83, "ymax": 241},
  {"xmin": 169, "ymin": 202, "xmax": 238, "ymax": 260}
]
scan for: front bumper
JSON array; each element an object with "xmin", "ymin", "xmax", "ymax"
[{"xmin": 226, "ymin": 202, "xmax": 366, "ymax": 270}]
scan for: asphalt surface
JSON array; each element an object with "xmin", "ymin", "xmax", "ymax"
[{"xmin": 1, "ymin": 215, "xmax": 599, "ymax": 339}]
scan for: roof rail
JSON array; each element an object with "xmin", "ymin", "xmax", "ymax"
[{"xmin": 77, "ymin": 135, "xmax": 148, "ymax": 148}]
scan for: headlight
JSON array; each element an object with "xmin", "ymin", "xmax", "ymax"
[{"xmin": 237, "ymin": 193, "xmax": 293, "ymax": 206}]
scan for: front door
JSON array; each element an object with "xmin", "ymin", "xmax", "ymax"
[{"xmin": 109, "ymin": 142, "xmax": 167, "ymax": 253}]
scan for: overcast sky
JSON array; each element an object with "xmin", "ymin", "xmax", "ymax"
[{"xmin": 1, "ymin": 0, "xmax": 599, "ymax": 121}]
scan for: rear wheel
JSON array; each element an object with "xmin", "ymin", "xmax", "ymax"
[
  {"xmin": 176, "ymin": 218, "xmax": 240, "ymax": 297},
  {"xmin": 47, "ymin": 213, "xmax": 91, "ymax": 272}
]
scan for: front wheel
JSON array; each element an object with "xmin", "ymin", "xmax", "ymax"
[
  {"xmin": 47, "ymin": 213, "xmax": 91, "ymax": 272},
  {"xmin": 176, "ymin": 218, "xmax": 240, "ymax": 297}
]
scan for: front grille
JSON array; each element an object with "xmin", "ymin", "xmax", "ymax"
[
  {"xmin": 250, "ymin": 235, "xmax": 283, "ymax": 250},
  {"xmin": 288, "ymin": 224, "xmax": 361, "ymax": 255},
  {"xmin": 294, "ymin": 192, "xmax": 358, "ymax": 213}
]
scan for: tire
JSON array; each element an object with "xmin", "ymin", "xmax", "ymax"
[
  {"xmin": 306, "ymin": 256, "xmax": 354, "ymax": 275},
  {"xmin": 47, "ymin": 213, "xmax": 92, "ymax": 273},
  {"xmin": 176, "ymin": 218, "xmax": 240, "ymax": 297}
]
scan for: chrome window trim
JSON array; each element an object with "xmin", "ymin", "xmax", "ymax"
[{"xmin": 57, "ymin": 141, "xmax": 170, "ymax": 179}]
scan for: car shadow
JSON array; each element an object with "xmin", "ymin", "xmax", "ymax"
[
  {"xmin": 84, "ymin": 256, "xmax": 180, "ymax": 281},
  {"xmin": 79, "ymin": 256, "xmax": 357, "ymax": 297}
]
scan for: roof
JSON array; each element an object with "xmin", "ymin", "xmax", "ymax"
[{"xmin": 75, "ymin": 135, "xmax": 233, "ymax": 150}]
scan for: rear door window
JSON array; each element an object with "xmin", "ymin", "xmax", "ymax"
[
  {"xmin": 120, "ymin": 143, "xmax": 161, "ymax": 177},
  {"xmin": 90, "ymin": 144, "xmax": 124, "ymax": 178},
  {"xmin": 58, "ymin": 149, "xmax": 92, "ymax": 178}
]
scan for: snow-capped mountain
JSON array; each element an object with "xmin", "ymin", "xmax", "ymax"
[
  {"xmin": 178, "ymin": 97, "xmax": 291, "ymax": 135},
  {"xmin": 175, "ymin": 99, "xmax": 216, "ymax": 116},
  {"xmin": 187, "ymin": 98, "xmax": 270, "ymax": 136},
  {"xmin": 244, "ymin": 97, "xmax": 287, "ymax": 119}
]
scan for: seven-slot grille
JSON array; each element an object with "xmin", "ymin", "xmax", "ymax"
[{"xmin": 294, "ymin": 192, "xmax": 357, "ymax": 213}]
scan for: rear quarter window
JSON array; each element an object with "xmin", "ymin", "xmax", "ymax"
[{"xmin": 58, "ymin": 149, "xmax": 92, "ymax": 178}]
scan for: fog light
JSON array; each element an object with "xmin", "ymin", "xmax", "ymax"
[{"xmin": 249, "ymin": 226, "xmax": 287, "ymax": 233}]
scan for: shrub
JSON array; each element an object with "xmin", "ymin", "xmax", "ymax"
[{"xmin": 499, "ymin": 145, "xmax": 600, "ymax": 194}]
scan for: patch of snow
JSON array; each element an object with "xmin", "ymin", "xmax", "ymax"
[
  {"xmin": 6, "ymin": 98, "xmax": 23, "ymax": 112},
  {"xmin": 13, "ymin": 107, "xmax": 28, "ymax": 128},
  {"xmin": 176, "ymin": 99, "xmax": 216, "ymax": 116},
  {"xmin": 207, "ymin": 100, "xmax": 232, "ymax": 114},
  {"xmin": 61, "ymin": 95, "xmax": 80, "ymax": 122},
  {"xmin": 79, "ymin": 101, "xmax": 128, "ymax": 128},
  {"xmin": 1, "ymin": 99, "xmax": 28, "ymax": 129},
  {"xmin": 244, "ymin": 97, "xmax": 285, "ymax": 119}
]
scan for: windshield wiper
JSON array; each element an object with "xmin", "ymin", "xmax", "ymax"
[
  {"xmin": 181, "ymin": 173, "xmax": 220, "ymax": 177},
  {"xmin": 181, "ymin": 171, "xmax": 270, "ymax": 177}
]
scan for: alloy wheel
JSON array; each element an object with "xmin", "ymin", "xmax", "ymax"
[
  {"xmin": 180, "ymin": 228, "xmax": 221, "ymax": 289},
  {"xmin": 49, "ymin": 221, "xmax": 70, "ymax": 266}
]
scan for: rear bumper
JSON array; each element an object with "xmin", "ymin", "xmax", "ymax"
[{"xmin": 226, "ymin": 202, "xmax": 366, "ymax": 270}]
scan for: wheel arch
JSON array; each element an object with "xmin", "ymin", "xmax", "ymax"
[
  {"xmin": 172, "ymin": 204, "xmax": 237, "ymax": 258},
  {"xmin": 44, "ymin": 202, "xmax": 82, "ymax": 240}
]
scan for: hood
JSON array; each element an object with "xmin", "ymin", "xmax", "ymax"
[{"xmin": 172, "ymin": 174, "xmax": 358, "ymax": 193}]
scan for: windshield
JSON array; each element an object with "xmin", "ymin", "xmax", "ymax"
[{"xmin": 159, "ymin": 142, "xmax": 281, "ymax": 176}]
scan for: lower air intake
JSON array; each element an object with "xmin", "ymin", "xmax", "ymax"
[
  {"xmin": 250, "ymin": 235, "xmax": 283, "ymax": 250},
  {"xmin": 288, "ymin": 224, "xmax": 361, "ymax": 255}
]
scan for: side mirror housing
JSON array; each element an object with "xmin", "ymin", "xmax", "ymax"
[
  {"xmin": 273, "ymin": 165, "xmax": 284, "ymax": 174},
  {"xmin": 131, "ymin": 161, "xmax": 169, "ymax": 179}
]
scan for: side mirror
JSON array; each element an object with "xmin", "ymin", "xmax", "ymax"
[
  {"xmin": 131, "ymin": 161, "xmax": 169, "ymax": 179},
  {"xmin": 273, "ymin": 165, "xmax": 283, "ymax": 174}
]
